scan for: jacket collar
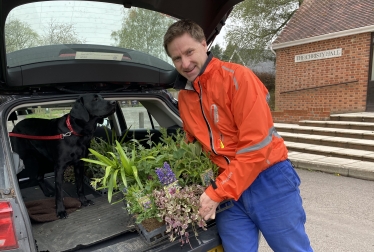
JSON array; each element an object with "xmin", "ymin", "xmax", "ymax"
[{"xmin": 173, "ymin": 52, "xmax": 214, "ymax": 90}]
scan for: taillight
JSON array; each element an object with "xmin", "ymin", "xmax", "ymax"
[{"xmin": 0, "ymin": 201, "xmax": 18, "ymax": 250}]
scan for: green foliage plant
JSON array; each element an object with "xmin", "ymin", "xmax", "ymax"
[
  {"xmin": 125, "ymin": 178, "xmax": 162, "ymax": 224},
  {"xmin": 84, "ymin": 127, "xmax": 219, "ymax": 247},
  {"xmin": 82, "ymin": 138, "xmax": 155, "ymax": 203},
  {"xmin": 84, "ymin": 128, "xmax": 119, "ymax": 179},
  {"xmin": 144, "ymin": 128, "xmax": 219, "ymax": 187}
]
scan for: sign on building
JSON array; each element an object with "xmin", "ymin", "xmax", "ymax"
[{"xmin": 295, "ymin": 48, "xmax": 342, "ymax": 62}]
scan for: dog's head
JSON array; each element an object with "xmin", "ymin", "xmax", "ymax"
[{"xmin": 70, "ymin": 94, "xmax": 116, "ymax": 122}]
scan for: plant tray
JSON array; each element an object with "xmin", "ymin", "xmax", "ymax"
[
  {"xmin": 216, "ymin": 199, "xmax": 234, "ymax": 213},
  {"xmin": 136, "ymin": 222, "xmax": 168, "ymax": 244}
]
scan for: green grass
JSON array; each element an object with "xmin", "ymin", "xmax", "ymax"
[{"xmin": 25, "ymin": 109, "xmax": 68, "ymax": 119}]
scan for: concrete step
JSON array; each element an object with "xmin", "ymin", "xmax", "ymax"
[
  {"xmin": 299, "ymin": 120, "xmax": 374, "ymax": 131},
  {"xmin": 279, "ymin": 131, "xmax": 374, "ymax": 151},
  {"xmin": 275, "ymin": 123, "xmax": 374, "ymax": 140},
  {"xmin": 284, "ymin": 141, "xmax": 374, "ymax": 162},
  {"xmin": 330, "ymin": 112, "xmax": 374, "ymax": 123},
  {"xmin": 280, "ymin": 112, "xmax": 374, "ymax": 182},
  {"xmin": 288, "ymin": 151, "xmax": 374, "ymax": 181}
]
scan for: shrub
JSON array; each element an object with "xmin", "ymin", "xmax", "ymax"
[{"xmin": 253, "ymin": 71, "xmax": 275, "ymax": 91}]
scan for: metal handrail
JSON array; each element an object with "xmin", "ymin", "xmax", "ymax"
[{"xmin": 280, "ymin": 80, "xmax": 358, "ymax": 94}]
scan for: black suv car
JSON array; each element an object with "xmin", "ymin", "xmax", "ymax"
[{"xmin": 0, "ymin": 0, "xmax": 242, "ymax": 251}]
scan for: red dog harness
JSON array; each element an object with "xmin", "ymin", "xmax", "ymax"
[{"xmin": 9, "ymin": 114, "xmax": 82, "ymax": 140}]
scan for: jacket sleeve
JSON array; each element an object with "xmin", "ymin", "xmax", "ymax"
[{"xmin": 205, "ymin": 67, "xmax": 287, "ymax": 202}]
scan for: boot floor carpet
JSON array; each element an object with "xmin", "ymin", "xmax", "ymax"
[{"xmin": 21, "ymin": 177, "xmax": 134, "ymax": 252}]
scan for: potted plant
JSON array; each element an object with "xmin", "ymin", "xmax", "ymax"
[
  {"xmin": 82, "ymin": 128, "xmax": 226, "ymax": 247},
  {"xmin": 81, "ymin": 133, "xmax": 155, "ymax": 203}
]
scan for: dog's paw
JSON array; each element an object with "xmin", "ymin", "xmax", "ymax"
[
  {"xmin": 81, "ymin": 199, "xmax": 94, "ymax": 207},
  {"xmin": 57, "ymin": 211, "xmax": 68, "ymax": 219}
]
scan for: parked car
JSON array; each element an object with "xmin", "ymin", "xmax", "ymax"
[{"xmin": 0, "ymin": 0, "xmax": 242, "ymax": 251}]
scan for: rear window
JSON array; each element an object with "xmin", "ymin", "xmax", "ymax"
[{"xmin": 5, "ymin": 1, "xmax": 176, "ymax": 69}]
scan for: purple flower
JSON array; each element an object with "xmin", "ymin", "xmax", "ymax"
[
  {"xmin": 155, "ymin": 162, "xmax": 177, "ymax": 185},
  {"xmin": 143, "ymin": 200, "xmax": 151, "ymax": 209}
]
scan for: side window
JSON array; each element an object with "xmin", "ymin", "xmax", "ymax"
[
  {"xmin": 8, "ymin": 105, "xmax": 111, "ymax": 133},
  {"xmin": 8, "ymin": 106, "xmax": 72, "ymax": 132},
  {"xmin": 120, "ymin": 100, "xmax": 160, "ymax": 129}
]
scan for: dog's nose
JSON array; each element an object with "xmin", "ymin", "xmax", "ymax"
[{"xmin": 109, "ymin": 101, "xmax": 116, "ymax": 105}]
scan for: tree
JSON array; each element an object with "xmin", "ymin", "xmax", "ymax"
[
  {"xmin": 40, "ymin": 19, "xmax": 86, "ymax": 45},
  {"xmin": 111, "ymin": 8, "xmax": 174, "ymax": 62},
  {"xmin": 5, "ymin": 19, "xmax": 40, "ymax": 53},
  {"xmin": 225, "ymin": 0, "xmax": 302, "ymax": 64},
  {"xmin": 221, "ymin": 42, "xmax": 246, "ymax": 64},
  {"xmin": 209, "ymin": 44, "xmax": 223, "ymax": 59}
]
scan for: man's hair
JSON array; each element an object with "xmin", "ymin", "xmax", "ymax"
[{"xmin": 163, "ymin": 19, "xmax": 206, "ymax": 56}]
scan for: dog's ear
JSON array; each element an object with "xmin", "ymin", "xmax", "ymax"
[
  {"xmin": 97, "ymin": 118, "xmax": 104, "ymax": 124},
  {"xmin": 70, "ymin": 96, "xmax": 90, "ymax": 122}
]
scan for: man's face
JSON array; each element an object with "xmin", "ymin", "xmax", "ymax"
[{"xmin": 167, "ymin": 33, "xmax": 208, "ymax": 82}]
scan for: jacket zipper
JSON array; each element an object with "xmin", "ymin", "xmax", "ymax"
[
  {"xmin": 211, "ymin": 104, "xmax": 224, "ymax": 149},
  {"xmin": 197, "ymin": 81, "xmax": 230, "ymax": 164}
]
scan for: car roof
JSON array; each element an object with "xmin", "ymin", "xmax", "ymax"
[{"xmin": 0, "ymin": 0, "xmax": 243, "ymax": 92}]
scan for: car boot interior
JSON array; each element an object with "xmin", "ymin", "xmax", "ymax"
[{"xmin": 6, "ymin": 95, "xmax": 182, "ymax": 251}]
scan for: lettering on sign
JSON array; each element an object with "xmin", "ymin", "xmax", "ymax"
[{"xmin": 295, "ymin": 48, "xmax": 342, "ymax": 63}]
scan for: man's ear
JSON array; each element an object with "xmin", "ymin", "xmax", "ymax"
[
  {"xmin": 202, "ymin": 40, "xmax": 207, "ymax": 49},
  {"xmin": 70, "ymin": 97, "xmax": 90, "ymax": 122}
]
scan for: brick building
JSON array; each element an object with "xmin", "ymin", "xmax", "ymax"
[{"xmin": 270, "ymin": 0, "xmax": 374, "ymax": 123}]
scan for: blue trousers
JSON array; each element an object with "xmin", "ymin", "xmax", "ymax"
[{"xmin": 215, "ymin": 160, "xmax": 313, "ymax": 252}]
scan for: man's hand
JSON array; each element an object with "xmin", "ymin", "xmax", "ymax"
[{"xmin": 199, "ymin": 192, "xmax": 220, "ymax": 220}]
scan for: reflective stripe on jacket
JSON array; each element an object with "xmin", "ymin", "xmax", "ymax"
[{"xmin": 175, "ymin": 54, "xmax": 288, "ymax": 202}]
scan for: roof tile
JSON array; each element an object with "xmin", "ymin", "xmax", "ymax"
[{"xmin": 273, "ymin": 0, "xmax": 374, "ymax": 45}]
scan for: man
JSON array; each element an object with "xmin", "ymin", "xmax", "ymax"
[{"xmin": 163, "ymin": 20, "xmax": 313, "ymax": 251}]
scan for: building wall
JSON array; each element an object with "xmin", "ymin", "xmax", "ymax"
[{"xmin": 273, "ymin": 33, "xmax": 371, "ymax": 123}]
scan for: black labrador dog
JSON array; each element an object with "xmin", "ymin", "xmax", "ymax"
[{"xmin": 11, "ymin": 94, "xmax": 116, "ymax": 219}]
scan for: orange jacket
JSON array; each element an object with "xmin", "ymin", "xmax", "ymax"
[{"xmin": 174, "ymin": 53, "xmax": 288, "ymax": 202}]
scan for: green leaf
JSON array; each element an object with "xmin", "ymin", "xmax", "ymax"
[
  {"xmin": 194, "ymin": 142, "xmax": 202, "ymax": 156},
  {"xmin": 175, "ymin": 168, "xmax": 190, "ymax": 179},
  {"xmin": 173, "ymin": 149, "xmax": 185, "ymax": 159},
  {"xmin": 87, "ymin": 148, "xmax": 115, "ymax": 166},
  {"xmin": 80, "ymin": 158, "xmax": 108, "ymax": 167},
  {"xmin": 107, "ymin": 152, "xmax": 116, "ymax": 159},
  {"xmin": 103, "ymin": 166, "xmax": 112, "ymax": 186},
  {"xmin": 131, "ymin": 165, "xmax": 143, "ymax": 189},
  {"xmin": 139, "ymin": 155, "xmax": 156, "ymax": 161},
  {"xmin": 155, "ymin": 154, "xmax": 166, "ymax": 163},
  {"xmin": 120, "ymin": 168, "xmax": 128, "ymax": 188},
  {"xmin": 112, "ymin": 169, "xmax": 119, "ymax": 191},
  {"xmin": 107, "ymin": 175, "xmax": 114, "ymax": 203},
  {"xmin": 115, "ymin": 140, "xmax": 132, "ymax": 175},
  {"xmin": 131, "ymin": 149, "xmax": 136, "ymax": 163}
]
